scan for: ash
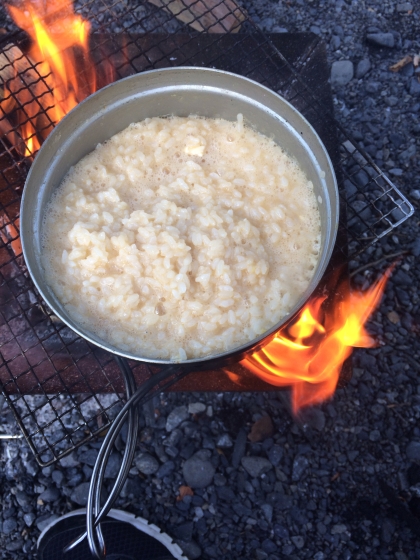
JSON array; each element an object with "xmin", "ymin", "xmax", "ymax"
[{"xmin": 0, "ymin": 1, "xmax": 420, "ymax": 559}]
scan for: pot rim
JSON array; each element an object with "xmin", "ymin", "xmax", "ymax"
[{"xmin": 21, "ymin": 66, "xmax": 339, "ymax": 367}]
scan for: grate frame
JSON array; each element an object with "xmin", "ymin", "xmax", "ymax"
[{"xmin": 0, "ymin": 0, "xmax": 414, "ymax": 466}]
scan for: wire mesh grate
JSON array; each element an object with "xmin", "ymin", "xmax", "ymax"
[{"xmin": 0, "ymin": 0, "xmax": 414, "ymax": 465}]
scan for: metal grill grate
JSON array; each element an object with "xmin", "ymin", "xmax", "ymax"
[{"xmin": 0, "ymin": 0, "xmax": 414, "ymax": 466}]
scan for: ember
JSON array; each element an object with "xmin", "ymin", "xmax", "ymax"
[{"xmin": 226, "ymin": 266, "xmax": 394, "ymax": 414}]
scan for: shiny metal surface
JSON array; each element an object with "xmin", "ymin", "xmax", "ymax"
[{"xmin": 21, "ymin": 67, "xmax": 339, "ymax": 366}]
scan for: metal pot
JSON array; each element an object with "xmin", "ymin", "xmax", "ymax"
[{"xmin": 21, "ymin": 67, "xmax": 339, "ymax": 368}]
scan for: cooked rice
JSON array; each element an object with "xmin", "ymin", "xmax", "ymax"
[{"xmin": 42, "ymin": 115, "xmax": 321, "ymax": 360}]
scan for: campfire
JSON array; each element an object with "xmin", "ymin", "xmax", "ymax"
[
  {"xmin": 1, "ymin": 0, "xmax": 395, "ymax": 415},
  {"xmin": 227, "ymin": 266, "xmax": 393, "ymax": 413},
  {"xmin": 1, "ymin": 0, "xmax": 110, "ymax": 157}
]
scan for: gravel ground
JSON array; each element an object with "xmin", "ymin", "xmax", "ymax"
[{"xmin": 0, "ymin": 1, "xmax": 420, "ymax": 559}]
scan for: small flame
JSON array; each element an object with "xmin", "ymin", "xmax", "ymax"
[
  {"xmin": 229, "ymin": 267, "xmax": 393, "ymax": 414},
  {"xmin": 1, "ymin": 0, "xmax": 110, "ymax": 157}
]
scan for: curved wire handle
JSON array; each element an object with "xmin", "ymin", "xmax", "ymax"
[{"xmin": 64, "ymin": 358, "xmax": 190, "ymax": 558}]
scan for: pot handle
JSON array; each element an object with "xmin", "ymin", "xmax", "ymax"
[{"xmin": 64, "ymin": 358, "xmax": 189, "ymax": 559}]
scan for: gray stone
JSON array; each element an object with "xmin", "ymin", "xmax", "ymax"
[
  {"xmin": 15, "ymin": 490, "xmax": 31, "ymax": 508},
  {"xmin": 157, "ymin": 460, "xmax": 175, "ymax": 479},
  {"xmin": 344, "ymin": 180, "xmax": 357, "ymax": 198},
  {"xmin": 172, "ymin": 521, "xmax": 193, "ymax": 542},
  {"xmin": 267, "ymin": 444, "xmax": 283, "ymax": 466},
  {"xmin": 183, "ymin": 455, "xmax": 215, "ymax": 488},
  {"xmin": 6, "ymin": 540, "xmax": 24, "ymax": 552},
  {"xmin": 241, "ymin": 456, "xmax": 272, "ymax": 477},
  {"xmin": 408, "ymin": 78, "xmax": 420, "ymax": 96},
  {"xmin": 213, "ymin": 473, "xmax": 226, "ymax": 486},
  {"xmin": 401, "ymin": 62, "xmax": 414, "ymax": 77},
  {"xmin": 331, "ymin": 60, "xmax": 354, "ymax": 86},
  {"xmin": 406, "ymin": 441, "xmax": 420, "ymax": 461},
  {"xmin": 120, "ymin": 477, "xmax": 143, "ymax": 499},
  {"xmin": 369, "ymin": 430, "xmax": 381, "ymax": 442},
  {"xmin": 59, "ymin": 451, "xmax": 80, "ymax": 468},
  {"xmin": 399, "ymin": 144, "xmax": 417, "ymax": 162},
  {"xmin": 331, "ymin": 523, "xmax": 348, "ymax": 534},
  {"xmin": 386, "ymin": 96, "xmax": 399, "ymax": 107},
  {"xmin": 70, "ymin": 482, "xmax": 91, "ymax": 506},
  {"xmin": 389, "ymin": 168, "xmax": 403, "ymax": 177},
  {"xmin": 104, "ymin": 452, "xmax": 122, "ymax": 479},
  {"xmin": 261, "ymin": 539, "xmax": 277, "ymax": 553},
  {"xmin": 178, "ymin": 540, "xmax": 202, "ymax": 560},
  {"xmin": 36, "ymin": 514, "xmax": 59, "ymax": 532},
  {"xmin": 356, "ymin": 58, "xmax": 371, "ymax": 79},
  {"xmin": 392, "ymin": 201, "xmax": 408, "ymax": 221},
  {"xmin": 410, "ymin": 189, "xmax": 420, "ymax": 200},
  {"xmin": 187, "ymin": 402, "xmax": 206, "ymax": 414},
  {"xmin": 292, "ymin": 455, "xmax": 309, "ymax": 481},
  {"xmin": 39, "ymin": 486, "xmax": 60, "ymax": 502},
  {"xmin": 23, "ymin": 458, "xmax": 39, "ymax": 478},
  {"xmin": 330, "ymin": 35, "xmax": 341, "ymax": 50},
  {"xmin": 23, "ymin": 512, "xmax": 36, "ymax": 527},
  {"xmin": 78, "ymin": 448, "xmax": 98, "ymax": 466},
  {"xmin": 135, "ymin": 453, "xmax": 159, "ymax": 475},
  {"xmin": 366, "ymin": 81, "xmax": 380, "ymax": 93},
  {"xmin": 317, "ymin": 522, "xmax": 327, "ymax": 535},
  {"xmin": 166, "ymin": 406, "xmax": 188, "ymax": 431},
  {"xmin": 396, "ymin": 3, "xmax": 413, "ymax": 12},
  {"xmin": 216, "ymin": 434, "xmax": 233, "ymax": 448},
  {"xmin": 261, "ymin": 503, "xmax": 273, "ymax": 523},
  {"xmin": 367, "ymin": 33, "xmax": 395, "ymax": 48},
  {"xmin": 381, "ymin": 517, "xmax": 395, "ymax": 543},
  {"xmin": 411, "ymin": 238, "xmax": 420, "ymax": 257},
  {"xmin": 274, "ymin": 523, "xmax": 289, "ymax": 538},
  {"xmin": 217, "ymin": 486, "xmax": 236, "ymax": 502},
  {"xmin": 291, "ymin": 536, "xmax": 305, "ymax": 549},
  {"xmin": 52, "ymin": 470, "xmax": 64, "ymax": 486},
  {"xmin": 352, "ymin": 200, "xmax": 372, "ymax": 221},
  {"xmin": 231, "ymin": 428, "xmax": 247, "ymax": 468},
  {"xmin": 2, "ymin": 517, "xmax": 17, "ymax": 534}
]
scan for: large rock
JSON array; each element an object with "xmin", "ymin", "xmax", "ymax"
[
  {"xmin": 331, "ymin": 61, "xmax": 354, "ymax": 86},
  {"xmin": 182, "ymin": 455, "xmax": 215, "ymax": 488}
]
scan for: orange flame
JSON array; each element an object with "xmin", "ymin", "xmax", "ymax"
[
  {"xmin": 229, "ymin": 267, "xmax": 393, "ymax": 414},
  {"xmin": 1, "ymin": 0, "xmax": 108, "ymax": 157}
]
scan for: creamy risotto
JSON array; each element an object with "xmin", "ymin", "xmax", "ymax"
[{"xmin": 42, "ymin": 115, "xmax": 321, "ymax": 360}]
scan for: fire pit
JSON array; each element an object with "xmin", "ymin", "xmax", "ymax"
[{"xmin": 0, "ymin": 0, "xmax": 414, "ymax": 470}]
